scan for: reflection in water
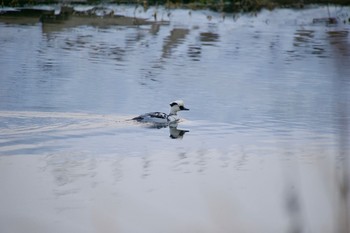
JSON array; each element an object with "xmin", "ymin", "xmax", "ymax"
[
  {"xmin": 291, "ymin": 28, "xmax": 349, "ymax": 61},
  {"xmin": 284, "ymin": 183, "xmax": 303, "ymax": 233},
  {"xmin": 169, "ymin": 126, "xmax": 189, "ymax": 139},
  {"xmin": 46, "ymin": 153, "xmax": 89, "ymax": 188},
  {"xmin": 328, "ymin": 28, "xmax": 350, "ymax": 233},
  {"xmin": 162, "ymin": 28, "xmax": 189, "ymax": 58},
  {"xmin": 149, "ymin": 22, "xmax": 161, "ymax": 35},
  {"xmin": 292, "ymin": 29, "xmax": 327, "ymax": 58},
  {"xmin": 89, "ymin": 44, "xmax": 126, "ymax": 63},
  {"xmin": 133, "ymin": 121, "xmax": 190, "ymax": 139},
  {"xmin": 294, "ymin": 29, "xmax": 314, "ymax": 44},
  {"xmin": 187, "ymin": 44, "xmax": 201, "ymax": 61},
  {"xmin": 327, "ymin": 30, "xmax": 350, "ymax": 57},
  {"xmin": 200, "ymin": 32, "xmax": 220, "ymax": 46}
]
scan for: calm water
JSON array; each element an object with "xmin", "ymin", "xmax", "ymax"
[{"xmin": 0, "ymin": 5, "xmax": 350, "ymax": 233}]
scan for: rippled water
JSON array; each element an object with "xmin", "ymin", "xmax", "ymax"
[{"xmin": 0, "ymin": 5, "xmax": 350, "ymax": 233}]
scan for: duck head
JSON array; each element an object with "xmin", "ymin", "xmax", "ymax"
[{"xmin": 169, "ymin": 100, "xmax": 189, "ymax": 115}]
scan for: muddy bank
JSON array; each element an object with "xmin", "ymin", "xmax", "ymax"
[
  {"xmin": 1, "ymin": 0, "xmax": 350, "ymax": 12},
  {"xmin": 0, "ymin": 6, "xmax": 160, "ymax": 27}
]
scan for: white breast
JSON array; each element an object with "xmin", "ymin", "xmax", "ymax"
[{"xmin": 167, "ymin": 114, "xmax": 179, "ymax": 123}]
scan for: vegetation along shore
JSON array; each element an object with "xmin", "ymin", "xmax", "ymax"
[{"xmin": 1, "ymin": 0, "xmax": 350, "ymax": 13}]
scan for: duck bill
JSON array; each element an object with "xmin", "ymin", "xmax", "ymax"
[{"xmin": 180, "ymin": 106, "xmax": 189, "ymax": 111}]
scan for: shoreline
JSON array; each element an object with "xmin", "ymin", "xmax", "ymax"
[
  {"xmin": 1, "ymin": 0, "xmax": 350, "ymax": 13},
  {"xmin": 1, "ymin": 2, "xmax": 349, "ymax": 26}
]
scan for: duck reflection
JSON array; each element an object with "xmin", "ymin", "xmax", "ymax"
[
  {"xmin": 142, "ymin": 122, "xmax": 189, "ymax": 139},
  {"xmin": 169, "ymin": 126, "xmax": 189, "ymax": 139}
]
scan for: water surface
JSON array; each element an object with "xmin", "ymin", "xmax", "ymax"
[{"xmin": 0, "ymin": 5, "xmax": 349, "ymax": 233}]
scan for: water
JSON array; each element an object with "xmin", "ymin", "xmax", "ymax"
[{"xmin": 0, "ymin": 5, "xmax": 350, "ymax": 233}]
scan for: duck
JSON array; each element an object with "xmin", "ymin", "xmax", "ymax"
[{"xmin": 132, "ymin": 100, "xmax": 189, "ymax": 126}]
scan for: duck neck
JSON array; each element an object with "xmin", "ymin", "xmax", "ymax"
[{"xmin": 169, "ymin": 109, "xmax": 177, "ymax": 116}]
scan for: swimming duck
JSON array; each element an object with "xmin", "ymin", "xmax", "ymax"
[{"xmin": 132, "ymin": 100, "xmax": 189, "ymax": 125}]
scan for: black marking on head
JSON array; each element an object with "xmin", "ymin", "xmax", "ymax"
[{"xmin": 170, "ymin": 102, "xmax": 178, "ymax": 107}]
